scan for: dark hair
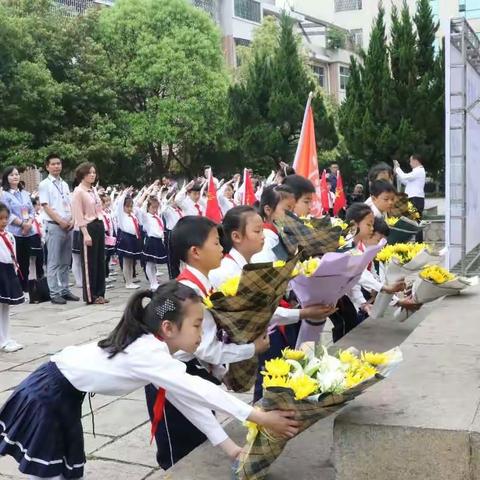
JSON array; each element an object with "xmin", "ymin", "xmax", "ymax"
[
  {"xmin": 0, "ymin": 201, "xmax": 10, "ymax": 216},
  {"xmin": 45, "ymin": 153, "xmax": 62, "ymax": 167},
  {"xmin": 74, "ymin": 162, "xmax": 96, "ymax": 185},
  {"xmin": 172, "ymin": 216, "xmax": 218, "ymax": 262},
  {"xmin": 188, "ymin": 182, "xmax": 202, "ymax": 193},
  {"xmin": 368, "ymin": 162, "xmax": 393, "ymax": 184},
  {"xmin": 1, "ymin": 166, "xmax": 23, "ymax": 191},
  {"xmin": 147, "ymin": 195, "xmax": 160, "ymax": 210},
  {"xmin": 123, "ymin": 197, "xmax": 134, "ymax": 209},
  {"xmin": 411, "ymin": 153, "xmax": 423, "ymax": 164},
  {"xmin": 258, "ymin": 184, "xmax": 294, "ymax": 220},
  {"xmin": 373, "ymin": 217, "xmax": 390, "ymax": 237},
  {"xmin": 370, "ymin": 179, "xmax": 396, "ymax": 197},
  {"xmin": 98, "ymin": 281, "xmax": 201, "ymax": 358},
  {"xmin": 281, "ymin": 174, "xmax": 315, "ymax": 200},
  {"xmin": 100, "ymin": 193, "xmax": 110, "ymax": 204},
  {"xmin": 31, "ymin": 197, "xmax": 39, "ymax": 207},
  {"xmin": 346, "ymin": 203, "xmax": 374, "ymax": 225},
  {"xmin": 220, "ymin": 206, "xmax": 257, "ymax": 252}
]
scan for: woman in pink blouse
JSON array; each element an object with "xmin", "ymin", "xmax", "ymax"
[{"xmin": 71, "ymin": 163, "xmax": 108, "ymax": 305}]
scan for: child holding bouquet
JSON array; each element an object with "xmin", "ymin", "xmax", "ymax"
[
  {"xmin": 145, "ymin": 216, "xmax": 270, "ymax": 469},
  {"xmin": 365, "ymin": 180, "xmax": 396, "ymax": 219}
]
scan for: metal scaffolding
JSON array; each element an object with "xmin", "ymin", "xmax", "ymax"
[{"xmin": 446, "ymin": 17, "xmax": 480, "ymax": 274}]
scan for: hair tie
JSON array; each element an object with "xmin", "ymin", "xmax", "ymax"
[{"xmin": 154, "ymin": 298, "xmax": 176, "ymax": 320}]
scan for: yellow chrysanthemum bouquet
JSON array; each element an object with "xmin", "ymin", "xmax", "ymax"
[{"xmin": 236, "ymin": 346, "xmax": 403, "ymax": 480}]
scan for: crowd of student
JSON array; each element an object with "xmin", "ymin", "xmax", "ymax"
[{"xmin": 0, "ymin": 152, "xmax": 426, "ymax": 479}]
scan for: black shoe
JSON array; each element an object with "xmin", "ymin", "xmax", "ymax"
[
  {"xmin": 51, "ymin": 296, "xmax": 67, "ymax": 305},
  {"xmin": 63, "ymin": 292, "xmax": 80, "ymax": 301}
]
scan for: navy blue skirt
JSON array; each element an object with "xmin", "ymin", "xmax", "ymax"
[
  {"xmin": 142, "ymin": 236, "xmax": 168, "ymax": 264},
  {"xmin": 29, "ymin": 234, "xmax": 43, "ymax": 257},
  {"xmin": 0, "ymin": 361, "xmax": 86, "ymax": 478},
  {"xmin": 0, "ymin": 262, "xmax": 24, "ymax": 305},
  {"xmin": 116, "ymin": 230, "xmax": 141, "ymax": 258},
  {"xmin": 72, "ymin": 230, "xmax": 81, "ymax": 255}
]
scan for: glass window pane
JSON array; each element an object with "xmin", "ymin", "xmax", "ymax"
[
  {"xmin": 335, "ymin": 0, "xmax": 362, "ymax": 13},
  {"xmin": 234, "ymin": 0, "xmax": 261, "ymax": 23}
]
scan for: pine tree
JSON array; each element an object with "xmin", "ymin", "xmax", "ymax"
[{"xmin": 414, "ymin": 0, "xmax": 437, "ymax": 78}]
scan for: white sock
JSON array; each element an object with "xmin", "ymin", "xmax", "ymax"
[
  {"xmin": 28, "ymin": 256, "xmax": 37, "ymax": 281},
  {"xmin": 72, "ymin": 253, "xmax": 83, "ymax": 286},
  {"xmin": 123, "ymin": 258, "xmax": 134, "ymax": 285},
  {"xmin": 145, "ymin": 262, "xmax": 159, "ymax": 290},
  {"xmin": 0, "ymin": 304, "xmax": 10, "ymax": 346}
]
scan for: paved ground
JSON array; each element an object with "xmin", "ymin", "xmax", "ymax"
[{"xmin": 0, "ymin": 266, "xmax": 337, "ymax": 479}]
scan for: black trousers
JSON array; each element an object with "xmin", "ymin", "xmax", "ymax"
[
  {"xmin": 330, "ymin": 296, "xmax": 360, "ymax": 343},
  {"xmin": 145, "ymin": 360, "xmax": 220, "ymax": 469},
  {"xmin": 165, "ymin": 229, "xmax": 180, "ymax": 279},
  {"xmin": 409, "ymin": 197, "xmax": 425, "ymax": 242},
  {"xmin": 13, "ymin": 235, "xmax": 41, "ymax": 292},
  {"xmin": 79, "ymin": 220, "xmax": 106, "ymax": 303}
]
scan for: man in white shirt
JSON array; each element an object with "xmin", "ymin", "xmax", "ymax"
[
  {"xmin": 393, "ymin": 154, "xmax": 426, "ymax": 216},
  {"xmin": 38, "ymin": 154, "xmax": 79, "ymax": 304}
]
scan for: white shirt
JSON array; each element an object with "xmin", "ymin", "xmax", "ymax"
[
  {"xmin": 209, "ymin": 249, "xmax": 300, "ymax": 327},
  {"xmin": 395, "ymin": 165, "xmax": 425, "ymax": 198},
  {"xmin": 174, "ymin": 189, "xmax": 205, "ymax": 216},
  {"xmin": 38, "ymin": 174, "xmax": 72, "ymax": 221},
  {"xmin": 365, "ymin": 197, "xmax": 387, "ymax": 219},
  {"xmin": 0, "ymin": 231, "xmax": 16, "ymax": 264},
  {"xmin": 163, "ymin": 204, "xmax": 184, "ymax": 230},
  {"xmin": 137, "ymin": 210, "xmax": 164, "ymax": 239},
  {"xmin": 175, "ymin": 265, "xmax": 255, "ymax": 373},
  {"xmin": 114, "ymin": 193, "xmax": 140, "ymax": 236},
  {"xmin": 251, "ymin": 228, "xmax": 279, "ymax": 263},
  {"xmin": 51, "ymin": 335, "xmax": 252, "ymax": 446}
]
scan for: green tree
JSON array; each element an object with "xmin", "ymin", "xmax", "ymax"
[
  {"xmin": 228, "ymin": 13, "xmax": 337, "ymax": 174},
  {"xmin": 97, "ymin": 0, "xmax": 230, "ymax": 177}
]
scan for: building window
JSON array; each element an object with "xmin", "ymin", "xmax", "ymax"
[
  {"xmin": 234, "ymin": 0, "xmax": 261, "ymax": 23},
  {"xmin": 350, "ymin": 28, "xmax": 363, "ymax": 48},
  {"xmin": 334, "ymin": 0, "xmax": 362, "ymax": 12},
  {"xmin": 339, "ymin": 66, "xmax": 350, "ymax": 90},
  {"xmin": 311, "ymin": 65, "xmax": 326, "ymax": 88},
  {"xmin": 192, "ymin": 0, "xmax": 218, "ymax": 21}
]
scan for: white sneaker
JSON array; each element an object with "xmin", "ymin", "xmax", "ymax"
[
  {"xmin": 23, "ymin": 292, "xmax": 30, "ymax": 303},
  {"xmin": 125, "ymin": 283, "xmax": 140, "ymax": 289},
  {"xmin": 150, "ymin": 284, "xmax": 160, "ymax": 292},
  {"xmin": 1, "ymin": 340, "xmax": 23, "ymax": 353},
  {"xmin": 132, "ymin": 278, "xmax": 141, "ymax": 283}
]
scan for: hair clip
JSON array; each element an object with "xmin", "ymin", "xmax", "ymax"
[{"xmin": 154, "ymin": 298, "xmax": 176, "ymax": 320}]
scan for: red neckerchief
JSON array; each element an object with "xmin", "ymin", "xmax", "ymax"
[
  {"xmin": 177, "ymin": 268, "xmax": 210, "ymax": 297},
  {"xmin": 0, "ymin": 231, "xmax": 23, "ymax": 279},
  {"xmin": 277, "ymin": 299, "xmax": 292, "ymax": 340},
  {"xmin": 151, "ymin": 334, "xmax": 167, "ymax": 444},
  {"xmin": 263, "ymin": 222, "xmax": 278, "ymax": 235},
  {"xmin": 173, "ymin": 206, "xmax": 184, "ymax": 218},
  {"xmin": 129, "ymin": 214, "xmax": 141, "ymax": 239},
  {"xmin": 33, "ymin": 218, "xmax": 42, "ymax": 236},
  {"xmin": 103, "ymin": 213, "xmax": 112, "ymax": 235},
  {"xmin": 194, "ymin": 203, "xmax": 203, "ymax": 216},
  {"xmin": 152, "ymin": 213, "xmax": 164, "ymax": 232}
]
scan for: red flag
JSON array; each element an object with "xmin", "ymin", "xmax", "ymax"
[
  {"xmin": 320, "ymin": 170, "xmax": 330, "ymax": 214},
  {"xmin": 242, "ymin": 168, "xmax": 256, "ymax": 206},
  {"xmin": 333, "ymin": 171, "xmax": 347, "ymax": 216},
  {"xmin": 292, "ymin": 92, "xmax": 323, "ymax": 217},
  {"xmin": 205, "ymin": 169, "xmax": 222, "ymax": 223}
]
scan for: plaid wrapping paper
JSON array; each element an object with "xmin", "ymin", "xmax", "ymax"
[
  {"xmin": 391, "ymin": 193, "xmax": 421, "ymax": 222},
  {"xmin": 275, "ymin": 211, "xmax": 342, "ymax": 260},
  {"xmin": 209, "ymin": 252, "xmax": 302, "ymax": 392},
  {"xmin": 387, "ymin": 216, "xmax": 422, "ymax": 244},
  {"xmin": 236, "ymin": 376, "xmax": 383, "ymax": 480}
]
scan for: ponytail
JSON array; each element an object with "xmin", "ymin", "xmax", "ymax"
[{"xmin": 219, "ymin": 205, "xmax": 256, "ymax": 253}]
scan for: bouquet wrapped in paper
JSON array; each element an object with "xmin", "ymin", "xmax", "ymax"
[
  {"xmin": 206, "ymin": 252, "xmax": 301, "ymax": 392},
  {"xmin": 275, "ymin": 211, "xmax": 342, "ymax": 260},
  {"xmin": 235, "ymin": 346, "xmax": 403, "ymax": 480},
  {"xmin": 371, "ymin": 243, "xmax": 446, "ymax": 319},
  {"xmin": 386, "ymin": 216, "xmax": 423, "ymax": 244},
  {"xmin": 390, "ymin": 193, "xmax": 422, "ymax": 222}
]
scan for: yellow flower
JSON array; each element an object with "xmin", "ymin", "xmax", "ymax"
[
  {"xmin": 287, "ymin": 374, "xmax": 318, "ymax": 400},
  {"xmin": 262, "ymin": 358, "xmax": 291, "ymax": 377},
  {"xmin": 332, "ymin": 218, "xmax": 349, "ymax": 230},
  {"xmin": 376, "ymin": 243, "xmax": 428, "ymax": 264},
  {"xmin": 338, "ymin": 235, "xmax": 347, "ymax": 247},
  {"xmin": 301, "ymin": 257, "xmax": 320, "ymax": 277},
  {"xmin": 361, "ymin": 351, "xmax": 390, "ymax": 366},
  {"xmin": 338, "ymin": 350, "xmax": 358, "ymax": 364},
  {"xmin": 300, "ymin": 216, "xmax": 314, "ymax": 229},
  {"xmin": 291, "ymin": 266, "xmax": 300, "ymax": 278},
  {"xmin": 420, "ymin": 265, "xmax": 455, "ymax": 284},
  {"xmin": 282, "ymin": 347, "xmax": 306, "ymax": 361},
  {"xmin": 386, "ymin": 217, "xmax": 399, "ymax": 226},
  {"xmin": 218, "ymin": 276, "xmax": 240, "ymax": 297},
  {"xmin": 263, "ymin": 375, "xmax": 289, "ymax": 389},
  {"xmin": 273, "ymin": 260, "xmax": 286, "ymax": 268},
  {"xmin": 244, "ymin": 420, "xmax": 259, "ymax": 444},
  {"xmin": 203, "ymin": 296, "xmax": 213, "ymax": 309}
]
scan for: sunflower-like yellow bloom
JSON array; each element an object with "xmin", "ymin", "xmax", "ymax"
[
  {"xmin": 361, "ymin": 351, "xmax": 390, "ymax": 366},
  {"xmin": 345, "ymin": 362, "xmax": 377, "ymax": 388},
  {"xmin": 282, "ymin": 347, "xmax": 306, "ymax": 361},
  {"xmin": 407, "ymin": 201, "xmax": 421, "ymax": 220},
  {"xmin": 287, "ymin": 374, "xmax": 318, "ymax": 400},
  {"xmin": 386, "ymin": 217, "xmax": 399, "ymax": 226},
  {"xmin": 203, "ymin": 296, "xmax": 213, "ymax": 309},
  {"xmin": 301, "ymin": 257, "xmax": 320, "ymax": 277},
  {"xmin": 262, "ymin": 358, "xmax": 291, "ymax": 377},
  {"xmin": 338, "ymin": 235, "xmax": 347, "ymax": 247},
  {"xmin": 263, "ymin": 375, "xmax": 289, "ymax": 389},
  {"xmin": 420, "ymin": 265, "xmax": 456, "ymax": 284},
  {"xmin": 273, "ymin": 260, "xmax": 286, "ymax": 268},
  {"xmin": 332, "ymin": 218, "xmax": 349, "ymax": 230},
  {"xmin": 376, "ymin": 243, "xmax": 428, "ymax": 264},
  {"xmin": 218, "ymin": 276, "xmax": 241, "ymax": 297},
  {"xmin": 338, "ymin": 349, "xmax": 358, "ymax": 364}
]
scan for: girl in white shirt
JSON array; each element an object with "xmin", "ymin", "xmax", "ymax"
[
  {"xmin": 0, "ymin": 281, "xmax": 299, "ymax": 480},
  {"xmin": 0, "ymin": 202, "xmax": 24, "ymax": 353}
]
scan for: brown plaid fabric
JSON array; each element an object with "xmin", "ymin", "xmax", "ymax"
[
  {"xmin": 275, "ymin": 211, "xmax": 342, "ymax": 260},
  {"xmin": 235, "ymin": 376, "xmax": 383, "ymax": 480},
  {"xmin": 209, "ymin": 252, "xmax": 301, "ymax": 392}
]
